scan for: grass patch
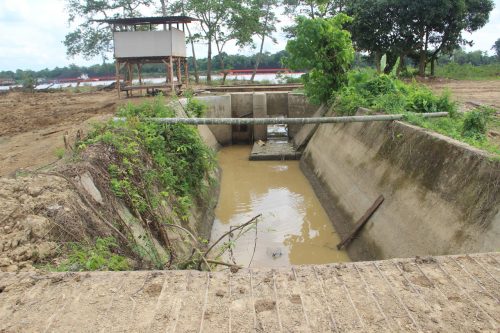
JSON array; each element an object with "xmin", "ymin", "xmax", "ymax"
[
  {"xmin": 404, "ymin": 110, "xmax": 499, "ymax": 156},
  {"xmin": 49, "ymin": 237, "xmax": 130, "ymax": 272},
  {"xmin": 54, "ymin": 147, "xmax": 65, "ymax": 159},
  {"xmin": 434, "ymin": 63, "xmax": 500, "ymax": 80}
]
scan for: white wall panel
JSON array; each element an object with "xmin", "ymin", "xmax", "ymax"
[{"xmin": 114, "ymin": 29, "xmax": 186, "ymax": 58}]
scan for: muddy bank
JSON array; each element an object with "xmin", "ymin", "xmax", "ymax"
[{"xmin": 302, "ymin": 119, "xmax": 500, "ymax": 260}]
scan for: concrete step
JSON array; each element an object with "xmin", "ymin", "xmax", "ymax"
[
  {"xmin": 0, "ymin": 253, "xmax": 498, "ymax": 332},
  {"xmin": 249, "ymin": 140, "xmax": 301, "ymax": 161}
]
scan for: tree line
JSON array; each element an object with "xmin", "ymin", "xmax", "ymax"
[
  {"xmin": 59, "ymin": 0, "xmax": 496, "ymax": 82},
  {"xmin": 440, "ymin": 48, "xmax": 499, "ymax": 66},
  {"xmin": 0, "ymin": 51, "xmax": 290, "ymax": 81},
  {"xmin": 2, "ymin": 46, "xmax": 497, "ymax": 83}
]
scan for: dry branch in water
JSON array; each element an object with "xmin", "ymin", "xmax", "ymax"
[{"xmin": 200, "ymin": 214, "xmax": 262, "ymax": 270}]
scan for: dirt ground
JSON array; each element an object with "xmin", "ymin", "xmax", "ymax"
[
  {"xmin": 0, "ymin": 91, "xmax": 124, "ymax": 177},
  {"xmin": 426, "ymin": 79, "xmax": 500, "ymax": 147},
  {"xmin": 0, "ymin": 80, "xmax": 499, "ymax": 177},
  {"xmin": 0, "ymin": 254, "xmax": 498, "ymax": 332},
  {"xmin": 0, "ymin": 174, "xmax": 83, "ymax": 272},
  {"xmin": 424, "ymin": 79, "xmax": 500, "ymax": 110}
]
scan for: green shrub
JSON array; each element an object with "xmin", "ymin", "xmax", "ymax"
[
  {"xmin": 80, "ymin": 96, "xmax": 217, "ymax": 267},
  {"xmin": 329, "ymin": 68, "xmax": 500, "ymax": 155},
  {"xmin": 334, "ymin": 70, "xmax": 457, "ymax": 116},
  {"xmin": 406, "ymin": 87, "xmax": 441, "ymax": 113},
  {"xmin": 83, "ymin": 96, "xmax": 216, "ymax": 217},
  {"xmin": 372, "ymin": 92, "xmax": 407, "ymax": 114},
  {"xmin": 462, "ymin": 107, "xmax": 493, "ymax": 139},
  {"xmin": 22, "ymin": 74, "xmax": 37, "ymax": 92},
  {"xmin": 185, "ymin": 97, "xmax": 206, "ymax": 118},
  {"xmin": 435, "ymin": 91, "xmax": 457, "ymax": 117},
  {"xmin": 359, "ymin": 74, "xmax": 398, "ymax": 99},
  {"xmin": 284, "ymin": 14, "xmax": 355, "ymax": 104},
  {"xmin": 334, "ymin": 86, "xmax": 368, "ymax": 115}
]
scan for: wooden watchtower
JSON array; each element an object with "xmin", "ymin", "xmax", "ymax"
[{"xmin": 96, "ymin": 16, "xmax": 197, "ymax": 98}]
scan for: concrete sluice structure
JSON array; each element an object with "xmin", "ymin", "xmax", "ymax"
[
  {"xmin": 187, "ymin": 91, "xmax": 499, "ymax": 257},
  {"xmin": 1, "ymin": 91, "xmax": 498, "ymax": 331},
  {"xmin": 0, "ymin": 253, "xmax": 498, "ymax": 331}
]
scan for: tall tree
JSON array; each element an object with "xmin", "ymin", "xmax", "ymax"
[
  {"xmin": 283, "ymin": 0, "xmax": 319, "ymax": 18},
  {"xmin": 178, "ymin": 0, "xmax": 233, "ymax": 82},
  {"xmin": 248, "ymin": 0, "xmax": 280, "ymax": 82},
  {"xmin": 185, "ymin": 25, "xmax": 200, "ymax": 83},
  {"xmin": 413, "ymin": 0, "xmax": 494, "ymax": 76},
  {"xmin": 346, "ymin": 0, "xmax": 494, "ymax": 76},
  {"xmin": 213, "ymin": 1, "xmax": 255, "ymax": 84},
  {"xmin": 159, "ymin": 0, "xmax": 167, "ymax": 14},
  {"xmin": 346, "ymin": 0, "xmax": 395, "ymax": 73},
  {"xmin": 173, "ymin": 0, "xmax": 255, "ymax": 83},
  {"xmin": 169, "ymin": 0, "xmax": 201, "ymax": 83},
  {"xmin": 283, "ymin": 0, "xmax": 341, "ymax": 18}
]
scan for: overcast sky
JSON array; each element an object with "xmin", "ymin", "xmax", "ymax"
[{"xmin": 0, "ymin": 0, "xmax": 498, "ymax": 72}]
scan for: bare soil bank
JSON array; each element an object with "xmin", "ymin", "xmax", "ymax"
[
  {"xmin": 0, "ymin": 92, "xmax": 220, "ymax": 273},
  {"xmin": 0, "ymin": 143, "xmax": 219, "ymax": 273}
]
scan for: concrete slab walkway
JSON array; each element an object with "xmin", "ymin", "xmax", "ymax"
[{"xmin": 0, "ymin": 253, "xmax": 498, "ymax": 332}]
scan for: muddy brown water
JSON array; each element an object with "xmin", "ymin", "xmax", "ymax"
[{"xmin": 210, "ymin": 145, "xmax": 350, "ymax": 268}]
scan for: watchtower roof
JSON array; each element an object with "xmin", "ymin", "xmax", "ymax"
[{"xmin": 93, "ymin": 16, "xmax": 198, "ymax": 26}]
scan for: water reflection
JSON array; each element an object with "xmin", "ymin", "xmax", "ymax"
[{"xmin": 211, "ymin": 145, "xmax": 350, "ymax": 268}]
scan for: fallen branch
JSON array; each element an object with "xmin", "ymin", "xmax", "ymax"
[
  {"xmin": 203, "ymin": 214, "xmax": 262, "ymax": 260},
  {"xmin": 197, "ymin": 214, "xmax": 262, "ymax": 271},
  {"xmin": 248, "ymin": 217, "xmax": 259, "ymax": 268},
  {"xmin": 163, "ymin": 223, "xmax": 199, "ymax": 245},
  {"xmin": 337, "ymin": 195, "xmax": 384, "ymax": 250},
  {"xmin": 206, "ymin": 259, "xmax": 242, "ymax": 269},
  {"xmin": 163, "ymin": 223, "xmax": 211, "ymax": 272}
]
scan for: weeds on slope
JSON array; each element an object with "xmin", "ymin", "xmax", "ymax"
[
  {"xmin": 45, "ymin": 237, "xmax": 130, "ymax": 272},
  {"xmin": 72, "ymin": 95, "xmax": 217, "ymax": 269},
  {"xmin": 333, "ymin": 69, "xmax": 499, "ymax": 156},
  {"xmin": 81, "ymin": 95, "xmax": 215, "ymax": 217}
]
